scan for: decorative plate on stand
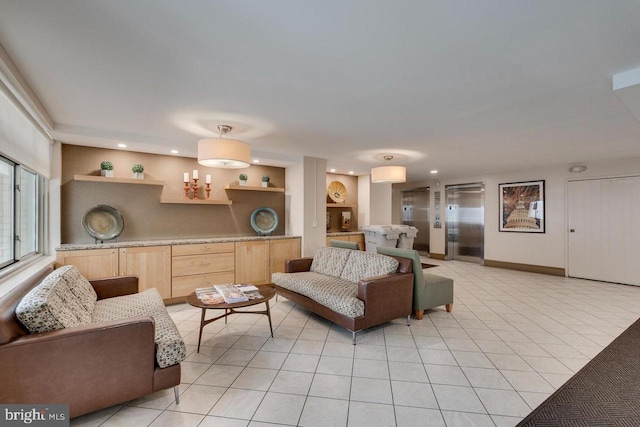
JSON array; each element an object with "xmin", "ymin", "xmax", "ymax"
[
  {"xmin": 251, "ymin": 207, "xmax": 279, "ymax": 235},
  {"xmin": 328, "ymin": 181, "xmax": 347, "ymax": 203},
  {"xmin": 82, "ymin": 205, "xmax": 124, "ymax": 242}
]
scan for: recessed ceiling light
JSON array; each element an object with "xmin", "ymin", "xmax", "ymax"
[
  {"xmin": 117, "ymin": 143, "xmax": 127, "ymax": 148},
  {"xmin": 330, "ymin": 168, "xmax": 336, "ymax": 173},
  {"xmin": 430, "ymin": 170, "xmax": 438, "ymax": 174},
  {"xmin": 170, "ymin": 149, "xmax": 179, "ymax": 154},
  {"xmin": 348, "ymin": 171, "xmax": 354, "ymax": 175},
  {"xmin": 253, "ymin": 159, "xmax": 260, "ymax": 163}
]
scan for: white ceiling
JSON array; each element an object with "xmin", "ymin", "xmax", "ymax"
[{"xmin": 1, "ymin": 0, "xmax": 640, "ymax": 181}]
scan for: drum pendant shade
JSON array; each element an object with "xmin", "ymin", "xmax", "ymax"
[
  {"xmin": 371, "ymin": 165, "xmax": 406, "ymax": 183},
  {"xmin": 197, "ymin": 125, "xmax": 251, "ymax": 168},
  {"xmin": 198, "ymin": 138, "xmax": 251, "ymax": 168}
]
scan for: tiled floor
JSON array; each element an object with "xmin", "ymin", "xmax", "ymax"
[{"xmin": 71, "ymin": 259, "xmax": 640, "ymax": 427}]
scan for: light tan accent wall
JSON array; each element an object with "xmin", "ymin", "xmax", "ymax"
[{"xmin": 61, "ymin": 144, "xmax": 286, "ymax": 243}]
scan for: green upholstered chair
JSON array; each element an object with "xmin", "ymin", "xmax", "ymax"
[
  {"xmin": 377, "ymin": 246, "xmax": 453, "ymax": 319},
  {"xmin": 329, "ymin": 239, "xmax": 360, "ymax": 250}
]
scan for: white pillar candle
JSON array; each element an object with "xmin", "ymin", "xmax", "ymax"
[
  {"xmin": 183, "ymin": 172, "xmax": 189, "ymax": 183},
  {"xmin": 205, "ymin": 174, "xmax": 211, "ymax": 184},
  {"xmin": 193, "ymin": 169, "xmax": 198, "ymax": 179}
]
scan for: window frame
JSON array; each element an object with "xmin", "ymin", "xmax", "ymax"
[{"xmin": 0, "ymin": 154, "xmax": 47, "ymax": 272}]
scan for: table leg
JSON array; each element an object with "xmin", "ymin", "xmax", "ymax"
[
  {"xmin": 225, "ymin": 308, "xmax": 228, "ymax": 324},
  {"xmin": 197, "ymin": 308, "xmax": 206, "ymax": 353},
  {"xmin": 266, "ymin": 300, "xmax": 274, "ymax": 338}
]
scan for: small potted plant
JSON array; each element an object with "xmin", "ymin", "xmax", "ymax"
[
  {"xmin": 100, "ymin": 161, "xmax": 114, "ymax": 177},
  {"xmin": 239, "ymin": 173, "xmax": 248, "ymax": 186},
  {"xmin": 261, "ymin": 175, "xmax": 270, "ymax": 188},
  {"xmin": 132, "ymin": 163, "xmax": 144, "ymax": 179}
]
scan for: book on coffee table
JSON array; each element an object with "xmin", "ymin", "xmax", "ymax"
[{"xmin": 214, "ymin": 284, "xmax": 249, "ymax": 303}]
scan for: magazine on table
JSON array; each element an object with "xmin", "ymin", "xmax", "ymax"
[
  {"xmin": 194, "ymin": 287, "xmax": 225, "ymax": 304},
  {"xmin": 234, "ymin": 284, "xmax": 264, "ymax": 300},
  {"xmin": 214, "ymin": 284, "xmax": 249, "ymax": 303}
]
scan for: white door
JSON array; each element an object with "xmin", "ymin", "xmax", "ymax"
[{"xmin": 567, "ymin": 176, "xmax": 640, "ymax": 286}]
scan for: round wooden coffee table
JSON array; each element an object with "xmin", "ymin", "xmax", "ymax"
[{"xmin": 186, "ymin": 285, "xmax": 276, "ymax": 352}]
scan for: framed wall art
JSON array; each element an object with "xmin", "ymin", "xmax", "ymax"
[{"xmin": 499, "ymin": 180, "xmax": 545, "ymax": 233}]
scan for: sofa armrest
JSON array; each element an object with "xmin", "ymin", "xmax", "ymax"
[
  {"xmin": 357, "ymin": 273, "xmax": 414, "ymax": 327},
  {"xmin": 90, "ymin": 275, "xmax": 139, "ymax": 299},
  {"xmin": 0, "ymin": 316, "xmax": 156, "ymax": 414},
  {"xmin": 285, "ymin": 258, "xmax": 314, "ymax": 273}
]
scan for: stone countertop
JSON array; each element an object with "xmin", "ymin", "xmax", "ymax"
[
  {"xmin": 326, "ymin": 231, "xmax": 364, "ymax": 236},
  {"xmin": 56, "ymin": 235, "xmax": 301, "ymax": 251}
]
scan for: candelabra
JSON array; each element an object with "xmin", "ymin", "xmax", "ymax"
[{"xmin": 205, "ymin": 183, "xmax": 211, "ymax": 200}]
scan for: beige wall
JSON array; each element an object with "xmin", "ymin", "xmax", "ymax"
[
  {"xmin": 61, "ymin": 144, "xmax": 286, "ymax": 243},
  {"xmin": 326, "ymin": 173, "xmax": 359, "ymax": 231}
]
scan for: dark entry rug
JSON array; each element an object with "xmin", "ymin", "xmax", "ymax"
[
  {"xmin": 421, "ymin": 263, "xmax": 439, "ymax": 269},
  {"xmin": 517, "ymin": 317, "xmax": 640, "ymax": 426}
]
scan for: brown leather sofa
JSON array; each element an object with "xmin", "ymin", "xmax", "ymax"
[
  {"xmin": 0, "ymin": 266, "xmax": 181, "ymax": 418},
  {"xmin": 273, "ymin": 248, "xmax": 414, "ymax": 343}
]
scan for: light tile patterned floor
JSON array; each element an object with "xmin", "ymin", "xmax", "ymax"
[{"xmin": 71, "ymin": 259, "xmax": 640, "ymax": 427}]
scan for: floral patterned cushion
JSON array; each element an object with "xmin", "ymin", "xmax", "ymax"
[
  {"xmin": 57, "ymin": 265, "xmax": 98, "ymax": 313},
  {"xmin": 93, "ymin": 289, "xmax": 186, "ymax": 368},
  {"xmin": 15, "ymin": 272, "xmax": 93, "ymax": 333},
  {"xmin": 272, "ymin": 271, "xmax": 364, "ymax": 318},
  {"xmin": 340, "ymin": 251, "xmax": 399, "ymax": 284},
  {"xmin": 310, "ymin": 246, "xmax": 351, "ymax": 278}
]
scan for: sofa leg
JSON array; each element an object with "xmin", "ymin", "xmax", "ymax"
[
  {"xmin": 352, "ymin": 331, "xmax": 356, "ymax": 345},
  {"xmin": 174, "ymin": 386, "xmax": 180, "ymax": 404},
  {"xmin": 406, "ymin": 315, "xmax": 410, "ymax": 326},
  {"xmin": 446, "ymin": 303, "xmax": 453, "ymax": 313},
  {"xmin": 414, "ymin": 310, "xmax": 424, "ymax": 320}
]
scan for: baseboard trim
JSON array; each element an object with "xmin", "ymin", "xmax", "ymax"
[
  {"xmin": 484, "ymin": 259, "xmax": 565, "ymax": 277},
  {"xmin": 429, "ymin": 253, "xmax": 446, "ymax": 260}
]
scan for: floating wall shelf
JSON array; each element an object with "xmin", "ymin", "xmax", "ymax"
[
  {"xmin": 327, "ymin": 203, "xmax": 357, "ymax": 208},
  {"xmin": 73, "ymin": 175, "xmax": 166, "ymax": 186},
  {"xmin": 160, "ymin": 199, "xmax": 232, "ymax": 205},
  {"xmin": 225, "ymin": 185, "xmax": 285, "ymax": 193}
]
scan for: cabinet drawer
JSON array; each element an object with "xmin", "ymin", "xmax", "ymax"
[
  {"xmin": 172, "ymin": 252, "xmax": 235, "ymax": 277},
  {"xmin": 171, "ymin": 272, "xmax": 236, "ymax": 298},
  {"xmin": 172, "ymin": 242, "xmax": 235, "ymax": 256}
]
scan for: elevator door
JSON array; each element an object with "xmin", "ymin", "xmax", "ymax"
[
  {"xmin": 401, "ymin": 187, "xmax": 430, "ymax": 253},
  {"xmin": 446, "ymin": 184, "xmax": 484, "ymax": 263}
]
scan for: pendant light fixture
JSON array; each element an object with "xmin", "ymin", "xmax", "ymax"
[
  {"xmin": 198, "ymin": 125, "xmax": 251, "ymax": 168},
  {"xmin": 371, "ymin": 155, "xmax": 406, "ymax": 183}
]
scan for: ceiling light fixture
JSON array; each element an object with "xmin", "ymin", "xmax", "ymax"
[
  {"xmin": 253, "ymin": 159, "xmax": 260, "ymax": 163},
  {"xmin": 330, "ymin": 168, "xmax": 336, "ymax": 173},
  {"xmin": 198, "ymin": 125, "xmax": 251, "ymax": 168},
  {"xmin": 569, "ymin": 165, "xmax": 587, "ymax": 173},
  {"xmin": 371, "ymin": 155, "xmax": 406, "ymax": 183},
  {"xmin": 348, "ymin": 171, "xmax": 354, "ymax": 175},
  {"xmin": 430, "ymin": 170, "xmax": 438, "ymax": 174},
  {"xmin": 170, "ymin": 149, "xmax": 179, "ymax": 154},
  {"xmin": 117, "ymin": 143, "xmax": 127, "ymax": 148}
]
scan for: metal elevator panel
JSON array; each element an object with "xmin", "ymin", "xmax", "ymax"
[
  {"xmin": 446, "ymin": 183, "xmax": 484, "ymax": 264},
  {"xmin": 401, "ymin": 187, "xmax": 429, "ymax": 253}
]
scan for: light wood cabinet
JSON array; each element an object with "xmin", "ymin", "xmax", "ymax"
[
  {"xmin": 171, "ymin": 242, "xmax": 235, "ymax": 298},
  {"xmin": 55, "ymin": 248, "xmax": 119, "ymax": 279},
  {"xmin": 119, "ymin": 246, "xmax": 172, "ymax": 298},
  {"xmin": 235, "ymin": 240, "xmax": 270, "ymax": 285},
  {"xmin": 269, "ymin": 238, "xmax": 302, "ymax": 276},
  {"xmin": 57, "ymin": 237, "xmax": 301, "ymax": 300}
]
